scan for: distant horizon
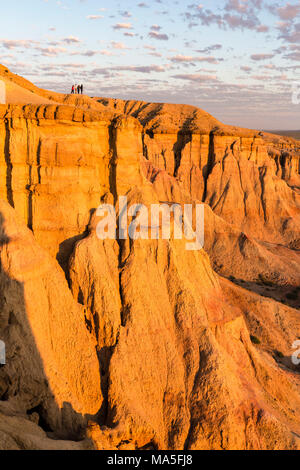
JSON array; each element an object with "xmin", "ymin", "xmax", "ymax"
[
  {"xmin": 1, "ymin": 0, "xmax": 300, "ymax": 129},
  {"xmin": 12, "ymin": 68, "xmax": 300, "ymax": 131},
  {"xmin": 263, "ymin": 128, "xmax": 300, "ymax": 131},
  {"xmin": 2, "ymin": 61, "xmax": 300, "ymax": 132}
]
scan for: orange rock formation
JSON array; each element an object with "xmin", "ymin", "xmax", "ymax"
[{"xmin": 0, "ymin": 65, "xmax": 299, "ymax": 450}]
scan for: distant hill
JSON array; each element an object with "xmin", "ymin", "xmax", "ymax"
[{"xmin": 265, "ymin": 130, "xmax": 300, "ymax": 140}]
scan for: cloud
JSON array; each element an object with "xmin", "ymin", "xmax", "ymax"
[
  {"xmin": 277, "ymin": 2, "xmax": 300, "ymax": 20},
  {"xmin": 119, "ymin": 11, "xmax": 132, "ymax": 18},
  {"xmin": 100, "ymin": 50, "xmax": 114, "ymax": 56},
  {"xmin": 223, "ymin": 13, "xmax": 259, "ymax": 30},
  {"xmin": 148, "ymin": 51, "xmax": 162, "ymax": 57},
  {"xmin": 61, "ymin": 36, "xmax": 81, "ymax": 44},
  {"xmin": 151, "ymin": 25, "xmax": 161, "ymax": 31},
  {"xmin": 149, "ymin": 31, "xmax": 169, "ymax": 40},
  {"xmin": 172, "ymin": 73, "xmax": 218, "ymax": 82},
  {"xmin": 92, "ymin": 65, "xmax": 165, "ymax": 74},
  {"xmin": 256, "ymin": 24, "xmax": 269, "ymax": 32},
  {"xmin": 35, "ymin": 46, "xmax": 67, "ymax": 56},
  {"xmin": 283, "ymin": 50, "xmax": 300, "ymax": 61},
  {"xmin": 279, "ymin": 22, "xmax": 300, "ymax": 43},
  {"xmin": 251, "ymin": 74, "xmax": 271, "ymax": 80},
  {"xmin": 185, "ymin": 0, "xmax": 267, "ymax": 32},
  {"xmin": 80, "ymin": 50, "xmax": 99, "ymax": 57},
  {"xmin": 251, "ymin": 53, "xmax": 275, "ymax": 60},
  {"xmin": 86, "ymin": 15, "xmax": 104, "ymax": 20},
  {"xmin": 113, "ymin": 23, "xmax": 132, "ymax": 30},
  {"xmin": 110, "ymin": 41, "xmax": 130, "ymax": 50},
  {"xmin": 0, "ymin": 39, "xmax": 36, "ymax": 49},
  {"xmin": 169, "ymin": 54, "xmax": 220, "ymax": 64},
  {"xmin": 118, "ymin": 65, "xmax": 164, "ymax": 73},
  {"xmin": 196, "ymin": 44, "xmax": 222, "ymax": 54}
]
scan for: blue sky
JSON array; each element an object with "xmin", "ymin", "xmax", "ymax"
[{"xmin": 0, "ymin": 0, "xmax": 300, "ymax": 129}]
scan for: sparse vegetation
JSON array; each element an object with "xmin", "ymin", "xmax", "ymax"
[
  {"xmin": 275, "ymin": 350, "xmax": 284, "ymax": 359},
  {"xmin": 257, "ymin": 274, "xmax": 274, "ymax": 287},
  {"xmin": 250, "ymin": 335, "xmax": 261, "ymax": 345},
  {"xmin": 286, "ymin": 291, "xmax": 298, "ymax": 301}
]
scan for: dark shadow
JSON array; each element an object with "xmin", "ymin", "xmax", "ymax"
[
  {"xmin": 133, "ymin": 103, "xmax": 164, "ymax": 127},
  {"xmin": 272, "ymin": 351, "xmax": 300, "ymax": 374},
  {"xmin": 173, "ymin": 131, "xmax": 192, "ymax": 178},
  {"xmin": 56, "ymin": 208, "xmax": 96, "ymax": 281},
  {"xmin": 183, "ymin": 348, "xmax": 208, "ymax": 451},
  {"xmin": 108, "ymin": 119, "xmax": 118, "ymax": 205},
  {"xmin": 202, "ymin": 130, "xmax": 215, "ymax": 202},
  {"xmin": 57, "ymin": 234, "xmax": 87, "ymax": 280},
  {"xmin": 27, "ymin": 139, "xmax": 42, "ymax": 231},
  {"xmin": 4, "ymin": 118, "xmax": 14, "ymax": 208},
  {"xmin": 97, "ymin": 345, "xmax": 116, "ymax": 426},
  {"xmin": 221, "ymin": 273, "xmax": 300, "ymax": 310},
  {"xmin": 0, "ymin": 211, "xmax": 98, "ymax": 444}
]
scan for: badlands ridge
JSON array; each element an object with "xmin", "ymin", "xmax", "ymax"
[{"xmin": 0, "ymin": 65, "xmax": 299, "ymax": 450}]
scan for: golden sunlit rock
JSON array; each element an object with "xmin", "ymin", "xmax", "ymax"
[{"xmin": 0, "ymin": 65, "xmax": 299, "ymax": 450}]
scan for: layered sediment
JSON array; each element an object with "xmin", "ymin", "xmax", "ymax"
[{"xmin": 0, "ymin": 66, "xmax": 299, "ymax": 450}]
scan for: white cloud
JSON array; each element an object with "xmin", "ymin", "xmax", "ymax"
[
  {"xmin": 113, "ymin": 23, "xmax": 132, "ymax": 30},
  {"xmin": 86, "ymin": 15, "xmax": 104, "ymax": 20}
]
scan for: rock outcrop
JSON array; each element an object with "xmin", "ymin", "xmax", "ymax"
[{"xmin": 0, "ymin": 66, "xmax": 299, "ymax": 450}]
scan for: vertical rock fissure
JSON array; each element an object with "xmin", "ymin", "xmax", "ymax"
[
  {"xmin": 202, "ymin": 130, "xmax": 215, "ymax": 202},
  {"xmin": 97, "ymin": 341, "xmax": 117, "ymax": 426},
  {"xmin": 142, "ymin": 131, "xmax": 149, "ymax": 160},
  {"xmin": 26, "ymin": 119, "xmax": 34, "ymax": 230},
  {"xmin": 97, "ymin": 241, "xmax": 126, "ymax": 426},
  {"xmin": 173, "ymin": 133, "xmax": 183, "ymax": 177},
  {"xmin": 108, "ymin": 120, "xmax": 118, "ymax": 205},
  {"xmin": 259, "ymin": 167, "xmax": 267, "ymax": 223},
  {"xmin": 96, "ymin": 119, "xmax": 130, "ymax": 426},
  {"xmin": 183, "ymin": 348, "xmax": 206, "ymax": 451},
  {"xmin": 236, "ymin": 159, "xmax": 248, "ymax": 218},
  {"xmin": 37, "ymin": 139, "xmax": 42, "ymax": 184},
  {"xmin": 173, "ymin": 132, "xmax": 192, "ymax": 178},
  {"xmin": 4, "ymin": 118, "xmax": 14, "ymax": 208},
  {"xmin": 280, "ymin": 152, "xmax": 287, "ymax": 180},
  {"xmin": 107, "ymin": 118, "xmax": 130, "ymax": 327}
]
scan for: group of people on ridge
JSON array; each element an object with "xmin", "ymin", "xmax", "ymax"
[{"xmin": 71, "ymin": 84, "xmax": 83, "ymax": 95}]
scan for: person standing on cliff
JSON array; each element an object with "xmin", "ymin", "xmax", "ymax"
[
  {"xmin": 71, "ymin": 85, "xmax": 75, "ymax": 94},
  {"xmin": 80, "ymin": 84, "xmax": 83, "ymax": 95}
]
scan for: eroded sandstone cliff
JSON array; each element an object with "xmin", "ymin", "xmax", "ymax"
[{"xmin": 0, "ymin": 66, "xmax": 299, "ymax": 450}]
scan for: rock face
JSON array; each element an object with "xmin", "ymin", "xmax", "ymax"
[
  {"xmin": 0, "ymin": 66, "xmax": 299, "ymax": 450},
  {"xmin": 0, "ymin": 200, "xmax": 102, "ymax": 440}
]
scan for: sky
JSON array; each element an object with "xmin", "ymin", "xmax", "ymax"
[{"xmin": 0, "ymin": 0, "xmax": 299, "ymax": 129}]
